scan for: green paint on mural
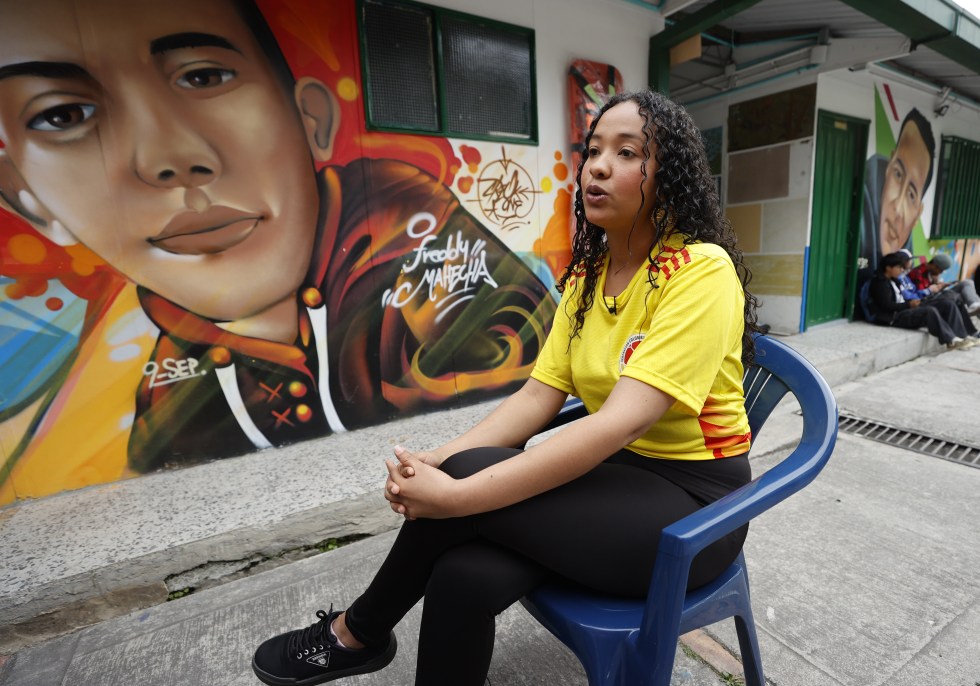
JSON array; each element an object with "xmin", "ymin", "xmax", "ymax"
[{"xmin": 873, "ymin": 87, "xmax": 895, "ymax": 156}]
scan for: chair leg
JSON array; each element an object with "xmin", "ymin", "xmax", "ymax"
[
  {"xmin": 733, "ymin": 614, "xmax": 765, "ymax": 686},
  {"xmin": 646, "ymin": 642, "xmax": 676, "ymax": 686},
  {"xmin": 617, "ymin": 635, "xmax": 676, "ymax": 686}
]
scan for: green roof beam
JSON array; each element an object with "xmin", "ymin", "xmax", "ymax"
[
  {"xmin": 839, "ymin": 0, "xmax": 980, "ymax": 73},
  {"xmin": 648, "ymin": 0, "xmax": 765, "ymax": 94}
]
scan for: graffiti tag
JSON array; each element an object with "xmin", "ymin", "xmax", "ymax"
[
  {"xmin": 382, "ymin": 212, "xmax": 498, "ymax": 323},
  {"xmin": 473, "ymin": 148, "xmax": 536, "ymax": 230},
  {"xmin": 143, "ymin": 358, "xmax": 206, "ymax": 389}
]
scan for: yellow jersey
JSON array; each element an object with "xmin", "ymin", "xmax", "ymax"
[{"xmin": 531, "ymin": 237, "xmax": 751, "ymax": 461}]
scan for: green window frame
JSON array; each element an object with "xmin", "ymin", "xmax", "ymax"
[
  {"xmin": 358, "ymin": 0, "xmax": 538, "ymax": 145},
  {"xmin": 932, "ymin": 135, "xmax": 980, "ymax": 239}
]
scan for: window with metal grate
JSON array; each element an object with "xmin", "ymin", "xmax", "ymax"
[
  {"xmin": 362, "ymin": 1, "xmax": 439, "ymax": 130},
  {"xmin": 932, "ymin": 135, "xmax": 980, "ymax": 240},
  {"xmin": 359, "ymin": 0, "xmax": 537, "ymax": 144}
]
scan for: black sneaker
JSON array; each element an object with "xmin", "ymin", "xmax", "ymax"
[{"xmin": 252, "ymin": 606, "xmax": 397, "ymax": 685}]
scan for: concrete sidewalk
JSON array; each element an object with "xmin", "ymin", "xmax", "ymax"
[{"xmin": 3, "ymin": 319, "xmax": 979, "ymax": 685}]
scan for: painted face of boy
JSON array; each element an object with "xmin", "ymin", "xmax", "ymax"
[
  {"xmin": 878, "ymin": 120, "xmax": 930, "ymax": 257},
  {"xmin": 0, "ymin": 0, "xmax": 329, "ymax": 323}
]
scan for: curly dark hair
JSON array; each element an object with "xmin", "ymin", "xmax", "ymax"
[{"xmin": 555, "ymin": 89, "xmax": 761, "ymax": 363}]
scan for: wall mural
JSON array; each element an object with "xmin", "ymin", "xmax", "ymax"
[
  {"xmin": 859, "ymin": 82, "xmax": 980, "ymax": 281},
  {"xmin": 0, "ymin": 0, "xmax": 572, "ymax": 502}
]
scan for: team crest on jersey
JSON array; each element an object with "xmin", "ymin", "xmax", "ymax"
[{"xmin": 620, "ymin": 334, "xmax": 646, "ymax": 371}]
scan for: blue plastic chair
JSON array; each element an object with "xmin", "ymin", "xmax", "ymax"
[{"xmin": 520, "ymin": 335, "xmax": 838, "ymax": 686}]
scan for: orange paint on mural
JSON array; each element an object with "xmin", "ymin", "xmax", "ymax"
[
  {"xmin": 534, "ymin": 187, "xmax": 573, "ymax": 278},
  {"xmin": 4, "ymin": 278, "xmax": 46, "ymax": 299},
  {"xmin": 66, "ymin": 244, "xmax": 103, "ymax": 277},
  {"xmin": 459, "ymin": 144, "xmax": 483, "ymax": 174},
  {"xmin": 553, "ymin": 162, "xmax": 568, "ymax": 181},
  {"xmin": 264, "ymin": 0, "xmax": 342, "ymax": 71},
  {"xmin": 8, "ymin": 233, "xmax": 46, "ymax": 264},
  {"xmin": 458, "ymin": 177, "xmax": 473, "ymax": 194},
  {"xmin": 358, "ymin": 132, "xmax": 460, "ymax": 186}
]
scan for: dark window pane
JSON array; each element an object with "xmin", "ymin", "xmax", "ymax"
[
  {"xmin": 934, "ymin": 136, "xmax": 980, "ymax": 239},
  {"xmin": 727, "ymin": 84, "xmax": 816, "ymax": 152},
  {"xmin": 441, "ymin": 16, "xmax": 533, "ymax": 138},
  {"xmin": 363, "ymin": 0, "xmax": 438, "ymax": 130}
]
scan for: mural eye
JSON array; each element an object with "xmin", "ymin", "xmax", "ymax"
[
  {"xmin": 28, "ymin": 104, "xmax": 95, "ymax": 131},
  {"xmin": 176, "ymin": 67, "xmax": 236, "ymax": 89}
]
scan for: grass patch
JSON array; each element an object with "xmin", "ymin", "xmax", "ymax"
[
  {"xmin": 167, "ymin": 587, "xmax": 194, "ymax": 601},
  {"xmin": 312, "ymin": 534, "xmax": 370, "ymax": 554}
]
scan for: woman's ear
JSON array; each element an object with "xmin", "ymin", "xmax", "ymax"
[
  {"xmin": 294, "ymin": 78, "xmax": 339, "ymax": 163},
  {"xmin": 0, "ymin": 152, "xmax": 76, "ymax": 245}
]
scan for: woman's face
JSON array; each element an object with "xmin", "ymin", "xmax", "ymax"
[{"xmin": 581, "ymin": 101, "xmax": 658, "ymax": 236}]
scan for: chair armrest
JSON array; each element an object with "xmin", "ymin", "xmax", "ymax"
[
  {"xmin": 659, "ymin": 426, "xmax": 837, "ymax": 562},
  {"xmin": 657, "ymin": 397, "xmax": 838, "ymax": 566},
  {"xmin": 655, "ymin": 334, "xmax": 839, "ymax": 562},
  {"xmin": 636, "ymin": 405, "xmax": 837, "ymax": 648}
]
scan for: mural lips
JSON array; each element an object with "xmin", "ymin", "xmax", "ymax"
[{"xmin": 149, "ymin": 206, "xmax": 263, "ymax": 255}]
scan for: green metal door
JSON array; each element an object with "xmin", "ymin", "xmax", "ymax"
[{"xmin": 805, "ymin": 111, "xmax": 869, "ymax": 328}]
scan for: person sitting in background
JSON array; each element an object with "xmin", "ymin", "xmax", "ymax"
[
  {"xmin": 896, "ymin": 250, "xmax": 932, "ymax": 300},
  {"xmin": 907, "ymin": 253, "xmax": 980, "ymax": 315},
  {"xmin": 895, "ymin": 250, "xmax": 978, "ymax": 331},
  {"xmin": 867, "ymin": 252, "xmax": 977, "ymax": 350}
]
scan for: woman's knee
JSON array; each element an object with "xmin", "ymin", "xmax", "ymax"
[{"xmin": 425, "ymin": 543, "xmax": 544, "ymax": 615}]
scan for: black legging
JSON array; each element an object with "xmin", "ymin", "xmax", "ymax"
[
  {"xmin": 344, "ymin": 447, "xmax": 751, "ymax": 686},
  {"xmin": 891, "ymin": 295, "xmax": 976, "ymax": 344}
]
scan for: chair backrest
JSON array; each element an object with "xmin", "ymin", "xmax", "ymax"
[{"xmin": 635, "ymin": 334, "xmax": 837, "ymax": 652}]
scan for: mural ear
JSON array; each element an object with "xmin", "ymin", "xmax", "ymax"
[
  {"xmin": 0, "ymin": 152, "xmax": 76, "ymax": 245},
  {"xmin": 295, "ymin": 78, "xmax": 339, "ymax": 163}
]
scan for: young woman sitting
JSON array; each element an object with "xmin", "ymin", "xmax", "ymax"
[{"xmin": 251, "ymin": 90, "xmax": 761, "ymax": 686}]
